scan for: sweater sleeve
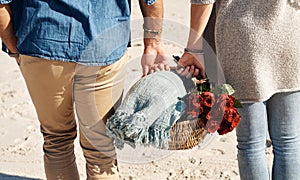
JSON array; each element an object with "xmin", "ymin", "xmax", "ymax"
[{"xmin": 190, "ymin": 0, "xmax": 216, "ymax": 4}]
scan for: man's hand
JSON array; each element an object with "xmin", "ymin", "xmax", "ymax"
[
  {"xmin": 139, "ymin": 0, "xmax": 169, "ymax": 76},
  {"xmin": 141, "ymin": 37, "xmax": 169, "ymax": 76},
  {"xmin": 0, "ymin": 4, "xmax": 17, "ymax": 54}
]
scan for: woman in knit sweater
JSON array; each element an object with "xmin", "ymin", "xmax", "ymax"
[{"xmin": 178, "ymin": 1, "xmax": 300, "ymax": 179}]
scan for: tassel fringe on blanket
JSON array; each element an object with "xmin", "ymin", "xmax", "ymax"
[{"xmin": 106, "ymin": 71, "xmax": 188, "ymax": 149}]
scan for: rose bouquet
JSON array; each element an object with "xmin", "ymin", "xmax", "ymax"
[{"xmin": 180, "ymin": 79, "xmax": 242, "ymax": 135}]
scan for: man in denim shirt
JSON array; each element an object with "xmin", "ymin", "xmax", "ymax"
[{"xmin": 0, "ymin": 0, "xmax": 166, "ymax": 179}]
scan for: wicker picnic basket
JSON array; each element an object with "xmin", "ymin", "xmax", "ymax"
[{"xmin": 168, "ymin": 117, "xmax": 208, "ymax": 150}]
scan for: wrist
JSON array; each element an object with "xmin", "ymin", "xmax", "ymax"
[
  {"xmin": 143, "ymin": 35, "xmax": 162, "ymax": 47},
  {"xmin": 143, "ymin": 24, "xmax": 162, "ymax": 35},
  {"xmin": 143, "ymin": 23, "xmax": 162, "ymax": 43},
  {"xmin": 184, "ymin": 47, "xmax": 204, "ymax": 54},
  {"xmin": 143, "ymin": 40, "xmax": 164, "ymax": 55},
  {"xmin": 143, "ymin": 33, "xmax": 161, "ymax": 47},
  {"xmin": 187, "ymin": 32, "xmax": 203, "ymax": 50}
]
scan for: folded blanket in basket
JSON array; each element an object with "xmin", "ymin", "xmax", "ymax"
[{"xmin": 106, "ymin": 71, "xmax": 188, "ymax": 149}]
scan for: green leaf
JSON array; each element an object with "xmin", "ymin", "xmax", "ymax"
[
  {"xmin": 212, "ymin": 83, "xmax": 235, "ymax": 96},
  {"xmin": 234, "ymin": 98, "xmax": 243, "ymax": 108},
  {"xmin": 196, "ymin": 80, "xmax": 211, "ymax": 93}
]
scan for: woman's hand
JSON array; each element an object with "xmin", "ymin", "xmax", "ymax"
[{"xmin": 177, "ymin": 51, "xmax": 206, "ymax": 79}]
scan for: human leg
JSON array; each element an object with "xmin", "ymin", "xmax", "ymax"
[
  {"xmin": 74, "ymin": 52, "xmax": 128, "ymax": 179},
  {"xmin": 19, "ymin": 55, "xmax": 79, "ymax": 180},
  {"xmin": 236, "ymin": 102, "xmax": 269, "ymax": 180},
  {"xmin": 267, "ymin": 91, "xmax": 300, "ymax": 180}
]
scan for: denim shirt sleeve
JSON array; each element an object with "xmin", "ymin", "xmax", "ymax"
[
  {"xmin": 0, "ymin": 0, "xmax": 12, "ymax": 4},
  {"xmin": 190, "ymin": 0, "xmax": 216, "ymax": 4},
  {"xmin": 144, "ymin": 0, "xmax": 157, "ymax": 5}
]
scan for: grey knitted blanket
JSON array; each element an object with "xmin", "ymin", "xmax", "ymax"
[{"xmin": 106, "ymin": 71, "xmax": 188, "ymax": 149}]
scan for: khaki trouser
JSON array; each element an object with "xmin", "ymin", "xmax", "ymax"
[{"xmin": 18, "ymin": 52, "xmax": 128, "ymax": 180}]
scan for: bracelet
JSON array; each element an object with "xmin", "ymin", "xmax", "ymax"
[
  {"xmin": 184, "ymin": 48, "xmax": 204, "ymax": 54},
  {"xmin": 8, "ymin": 50, "xmax": 19, "ymax": 58},
  {"xmin": 143, "ymin": 24, "xmax": 162, "ymax": 35}
]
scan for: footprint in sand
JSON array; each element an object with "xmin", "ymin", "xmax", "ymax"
[
  {"xmin": 210, "ymin": 148, "xmax": 225, "ymax": 155},
  {"xmin": 1, "ymin": 90, "xmax": 16, "ymax": 103}
]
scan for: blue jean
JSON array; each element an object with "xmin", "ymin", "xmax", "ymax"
[{"xmin": 236, "ymin": 91, "xmax": 300, "ymax": 180}]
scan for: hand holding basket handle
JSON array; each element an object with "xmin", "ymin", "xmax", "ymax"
[
  {"xmin": 172, "ymin": 55, "xmax": 210, "ymax": 92},
  {"xmin": 173, "ymin": 55, "xmax": 206, "ymax": 79},
  {"xmin": 172, "ymin": 52, "xmax": 206, "ymax": 80}
]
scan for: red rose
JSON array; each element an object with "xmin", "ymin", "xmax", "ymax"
[
  {"xmin": 191, "ymin": 93, "xmax": 203, "ymax": 108},
  {"xmin": 216, "ymin": 94, "xmax": 235, "ymax": 109},
  {"xmin": 223, "ymin": 108, "xmax": 240, "ymax": 124},
  {"xmin": 223, "ymin": 108, "xmax": 234, "ymax": 122},
  {"xmin": 186, "ymin": 93, "xmax": 205, "ymax": 118},
  {"xmin": 218, "ymin": 108, "xmax": 241, "ymax": 135},
  {"xmin": 201, "ymin": 92, "xmax": 215, "ymax": 108},
  {"xmin": 231, "ymin": 117, "xmax": 240, "ymax": 128},
  {"xmin": 230, "ymin": 109, "xmax": 241, "ymax": 128},
  {"xmin": 187, "ymin": 94, "xmax": 197, "ymax": 115}
]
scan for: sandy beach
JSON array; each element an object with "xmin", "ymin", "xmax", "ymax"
[{"xmin": 0, "ymin": 1, "xmax": 273, "ymax": 179}]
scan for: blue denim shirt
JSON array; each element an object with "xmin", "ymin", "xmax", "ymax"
[{"xmin": 0, "ymin": 0, "xmax": 157, "ymax": 66}]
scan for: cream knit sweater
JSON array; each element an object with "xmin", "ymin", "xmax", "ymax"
[{"xmin": 191, "ymin": 0, "xmax": 300, "ymax": 102}]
